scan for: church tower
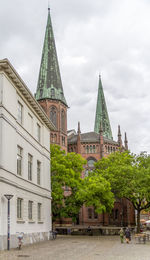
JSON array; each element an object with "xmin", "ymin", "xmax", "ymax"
[
  {"xmin": 94, "ymin": 75, "xmax": 113, "ymax": 140},
  {"xmin": 35, "ymin": 8, "xmax": 68, "ymax": 152}
]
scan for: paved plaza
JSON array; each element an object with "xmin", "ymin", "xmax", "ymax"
[{"xmin": 0, "ymin": 235, "xmax": 150, "ymax": 260}]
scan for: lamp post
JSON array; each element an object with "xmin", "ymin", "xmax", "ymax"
[{"xmin": 4, "ymin": 194, "xmax": 13, "ymax": 250}]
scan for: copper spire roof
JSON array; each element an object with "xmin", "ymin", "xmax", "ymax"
[
  {"xmin": 35, "ymin": 9, "xmax": 67, "ymax": 107},
  {"xmin": 94, "ymin": 76, "xmax": 113, "ymax": 140}
]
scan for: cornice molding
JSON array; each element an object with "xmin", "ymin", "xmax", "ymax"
[{"xmin": 0, "ymin": 59, "xmax": 56, "ymax": 131}]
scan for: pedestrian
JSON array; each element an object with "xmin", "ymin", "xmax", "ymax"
[
  {"xmin": 119, "ymin": 228, "xmax": 124, "ymax": 243},
  {"xmin": 125, "ymin": 228, "xmax": 131, "ymax": 243},
  {"xmin": 87, "ymin": 226, "xmax": 91, "ymax": 235}
]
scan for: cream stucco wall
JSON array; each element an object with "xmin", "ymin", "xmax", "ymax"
[{"xmin": 0, "ymin": 72, "xmax": 52, "ymax": 250}]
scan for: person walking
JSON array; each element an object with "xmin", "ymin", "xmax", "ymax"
[
  {"xmin": 125, "ymin": 228, "xmax": 131, "ymax": 243},
  {"xmin": 119, "ymin": 228, "xmax": 124, "ymax": 243}
]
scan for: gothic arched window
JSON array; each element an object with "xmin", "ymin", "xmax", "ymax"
[
  {"xmin": 54, "ymin": 134, "xmax": 57, "ymax": 143},
  {"xmin": 87, "ymin": 159, "xmax": 96, "ymax": 168},
  {"xmin": 51, "ymin": 88, "xmax": 55, "ymax": 98},
  {"xmin": 90, "ymin": 145, "xmax": 92, "ymax": 153},
  {"xmin": 50, "ymin": 106, "xmax": 57, "ymax": 128},
  {"xmin": 93, "ymin": 145, "xmax": 95, "ymax": 153},
  {"xmin": 86, "ymin": 145, "xmax": 89, "ymax": 154},
  {"xmin": 61, "ymin": 109, "xmax": 65, "ymax": 132},
  {"xmin": 88, "ymin": 208, "xmax": 92, "ymax": 219}
]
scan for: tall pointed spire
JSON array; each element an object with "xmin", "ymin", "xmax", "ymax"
[
  {"xmin": 94, "ymin": 75, "xmax": 113, "ymax": 140},
  {"xmin": 124, "ymin": 132, "xmax": 128, "ymax": 150},
  {"xmin": 118, "ymin": 125, "xmax": 122, "ymax": 148},
  {"xmin": 99, "ymin": 121, "xmax": 104, "ymax": 158},
  {"xmin": 77, "ymin": 122, "xmax": 81, "ymax": 154},
  {"xmin": 35, "ymin": 8, "xmax": 67, "ymax": 106}
]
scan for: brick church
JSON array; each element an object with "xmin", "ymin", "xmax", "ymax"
[{"xmin": 35, "ymin": 8, "xmax": 135, "ymax": 227}]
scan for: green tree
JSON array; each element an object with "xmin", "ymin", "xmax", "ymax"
[
  {"xmin": 94, "ymin": 151, "xmax": 150, "ymax": 232},
  {"xmin": 79, "ymin": 175, "xmax": 115, "ymax": 214},
  {"xmin": 51, "ymin": 144, "xmax": 86, "ymax": 222},
  {"xmin": 51, "ymin": 144, "xmax": 115, "ymax": 223}
]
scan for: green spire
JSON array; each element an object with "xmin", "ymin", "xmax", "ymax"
[
  {"xmin": 35, "ymin": 8, "xmax": 67, "ymax": 106},
  {"xmin": 94, "ymin": 75, "xmax": 113, "ymax": 140}
]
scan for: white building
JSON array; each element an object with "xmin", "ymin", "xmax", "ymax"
[{"xmin": 0, "ymin": 59, "xmax": 55, "ymax": 250}]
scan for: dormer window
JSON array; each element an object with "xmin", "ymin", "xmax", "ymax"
[
  {"xmin": 51, "ymin": 88, "xmax": 55, "ymax": 98},
  {"xmin": 40, "ymin": 89, "xmax": 43, "ymax": 98}
]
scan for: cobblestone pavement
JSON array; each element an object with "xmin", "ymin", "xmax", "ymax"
[{"xmin": 0, "ymin": 235, "xmax": 150, "ymax": 260}]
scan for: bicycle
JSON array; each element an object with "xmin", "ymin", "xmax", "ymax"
[{"xmin": 49, "ymin": 230, "xmax": 57, "ymax": 240}]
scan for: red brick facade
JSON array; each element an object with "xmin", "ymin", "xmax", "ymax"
[
  {"xmin": 68, "ymin": 127, "xmax": 135, "ymax": 227},
  {"xmin": 38, "ymin": 99, "xmax": 68, "ymax": 153}
]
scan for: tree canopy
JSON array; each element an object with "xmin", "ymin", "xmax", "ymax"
[
  {"xmin": 51, "ymin": 144, "xmax": 86, "ymax": 222},
  {"xmin": 94, "ymin": 151, "xmax": 150, "ymax": 232},
  {"xmin": 51, "ymin": 144, "xmax": 114, "ymax": 223}
]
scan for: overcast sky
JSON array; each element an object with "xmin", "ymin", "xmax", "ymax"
[{"xmin": 1, "ymin": 0, "xmax": 150, "ymax": 154}]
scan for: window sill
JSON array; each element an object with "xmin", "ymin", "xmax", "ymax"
[
  {"xmin": 28, "ymin": 220, "xmax": 35, "ymax": 223},
  {"xmin": 38, "ymin": 221, "xmax": 44, "ymax": 224},
  {"xmin": 17, "ymin": 219, "xmax": 25, "ymax": 224}
]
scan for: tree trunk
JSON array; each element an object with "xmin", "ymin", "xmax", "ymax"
[{"xmin": 137, "ymin": 210, "xmax": 141, "ymax": 233}]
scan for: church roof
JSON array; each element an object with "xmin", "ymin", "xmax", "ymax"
[
  {"xmin": 35, "ymin": 8, "xmax": 67, "ymax": 107},
  {"xmin": 94, "ymin": 76, "xmax": 113, "ymax": 140},
  {"xmin": 68, "ymin": 131, "xmax": 118, "ymax": 145}
]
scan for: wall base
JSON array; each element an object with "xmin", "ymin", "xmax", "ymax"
[{"xmin": 0, "ymin": 232, "xmax": 50, "ymax": 250}]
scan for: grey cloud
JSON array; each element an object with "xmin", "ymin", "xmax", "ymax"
[{"xmin": 1, "ymin": 0, "xmax": 150, "ymax": 154}]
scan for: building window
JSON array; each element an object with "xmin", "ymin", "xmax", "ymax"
[
  {"xmin": 18, "ymin": 102, "xmax": 23, "ymax": 124},
  {"xmin": 54, "ymin": 134, "xmax": 57, "ymax": 143},
  {"xmin": 65, "ymin": 186, "xmax": 69, "ymax": 191},
  {"xmin": 93, "ymin": 145, "xmax": 95, "ymax": 153},
  {"xmin": 51, "ymin": 88, "xmax": 55, "ymax": 98},
  {"xmin": 94, "ymin": 210, "xmax": 98, "ymax": 219},
  {"xmin": 86, "ymin": 145, "xmax": 89, "ymax": 153},
  {"xmin": 37, "ymin": 203, "xmax": 42, "ymax": 221},
  {"xmin": 88, "ymin": 208, "xmax": 92, "ymax": 219},
  {"xmin": 61, "ymin": 109, "xmax": 65, "ymax": 132},
  {"xmin": 37, "ymin": 161, "xmax": 41, "ymax": 185},
  {"xmin": 17, "ymin": 146, "xmax": 22, "ymax": 176},
  {"xmin": 28, "ymin": 201, "xmax": 33, "ymax": 220},
  {"xmin": 17, "ymin": 198, "xmax": 23, "ymax": 219},
  {"xmin": 37, "ymin": 123, "xmax": 41, "ymax": 142},
  {"xmin": 90, "ymin": 145, "xmax": 92, "ymax": 153},
  {"xmin": 50, "ymin": 106, "xmax": 57, "ymax": 128},
  {"xmin": 115, "ymin": 209, "xmax": 118, "ymax": 220},
  {"xmin": 87, "ymin": 159, "xmax": 96, "ymax": 168},
  {"xmin": 40, "ymin": 89, "xmax": 43, "ymax": 98},
  {"xmin": 62, "ymin": 136, "xmax": 65, "ymax": 146},
  {"xmin": 28, "ymin": 154, "xmax": 33, "ymax": 181}
]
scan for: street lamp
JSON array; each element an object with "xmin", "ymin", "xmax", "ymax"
[{"xmin": 4, "ymin": 194, "xmax": 14, "ymax": 250}]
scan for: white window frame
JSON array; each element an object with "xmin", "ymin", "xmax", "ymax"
[
  {"xmin": 37, "ymin": 203, "xmax": 42, "ymax": 221},
  {"xmin": 28, "ymin": 201, "xmax": 33, "ymax": 220},
  {"xmin": 37, "ymin": 160, "xmax": 41, "ymax": 185},
  {"xmin": 17, "ymin": 198, "xmax": 23, "ymax": 219},
  {"xmin": 28, "ymin": 154, "xmax": 33, "ymax": 181},
  {"xmin": 17, "ymin": 146, "xmax": 22, "ymax": 176}
]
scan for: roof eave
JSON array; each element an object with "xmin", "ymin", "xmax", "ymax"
[{"xmin": 0, "ymin": 59, "xmax": 56, "ymax": 131}]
